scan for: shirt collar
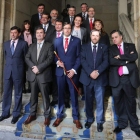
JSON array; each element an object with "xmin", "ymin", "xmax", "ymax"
[
  {"xmin": 63, "ymin": 35, "xmax": 71, "ymax": 40},
  {"xmin": 57, "ymin": 31, "xmax": 63, "ymax": 34},
  {"xmin": 43, "ymin": 23, "xmax": 49, "ymax": 27},
  {"xmin": 118, "ymin": 41, "xmax": 124, "ymax": 48},
  {"xmin": 11, "ymin": 39, "xmax": 18, "ymax": 43},
  {"xmin": 37, "ymin": 40, "xmax": 44, "ymax": 45},
  {"xmin": 91, "ymin": 42, "xmax": 98, "ymax": 48},
  {"xmin": 82, "ymin": 12, "xmax": 87, "ymax": 15}
]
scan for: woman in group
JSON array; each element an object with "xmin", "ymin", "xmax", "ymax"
[
  {"xmin": 71, "ymin": 15, "xmax": 87, "ymax": 45},
  {"xmin": 93, "ymin": 19, "xmax": 110, "ymax": 47},
  {"xmin": 20, "ymin": 20, "xmax": 33, "ymax": 93}
]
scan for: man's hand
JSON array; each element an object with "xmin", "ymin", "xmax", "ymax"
[
  {"xmin": 67, "ymin": 69, "xmax": 75, "ymax": 78},
  {"xmin": 130, "ymin": 51, "xmax": 134, "ymax": 54},
  {"xmin": 32, "ymin": 66, "xmax": 39, "ymax": 74},
  {"xmin": 58, "ymin": 61, "xmax": 64, "ymax": 68},
  {"xmin": 114, "ymin": 55, "xmax": 120, "ymax": 59},
  {"xmin": 90, "ymin": 70, "xmax": 99, "ymax": 79}
]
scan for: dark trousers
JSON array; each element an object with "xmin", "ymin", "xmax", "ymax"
[
  {"xmin": 84, "ymin": 83, "xmax": 105, "ymax": 123},
  {"xmin": 51, "ymin": 64, "xmax": 58, "ymax": 101},
  {"xmin": 112, "ymin": 75, "xmax": 140, "ymax": 131},
  {"xmin": 57, "ymin": 75, "xmax": 79, "ymax": 120},
  {"xmin": 30, "ymin": 76, "xmax": 51, "ymax": 118},
  {"xmin": 2, "ymin": 74, "xmax": 23, "ymax": 117}
]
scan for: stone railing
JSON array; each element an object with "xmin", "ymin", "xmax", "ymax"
[{"xmin": 119, "ymin": 13, "xmax": 135, "ymax": 43}]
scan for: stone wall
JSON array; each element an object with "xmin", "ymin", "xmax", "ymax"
[
  {"xmin": 16, "ymin": 0, "xmax": 62, "ymax": 29},
  {"xmin": 62, "ymin": 0, "xmax": 118, "ymax": 35}
]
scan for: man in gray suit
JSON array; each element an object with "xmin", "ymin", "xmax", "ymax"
[{"xmin": 24, "ymin": 26, "xmax": 54, "ymax": 126}]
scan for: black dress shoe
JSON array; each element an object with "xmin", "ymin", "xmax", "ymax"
[
  {"xmin": 11, "ymin": 116, "xmax": 19, "ymax": 124},
  {"xmin": 134, "ymin": 129, "xmax": 140, "ymax": 138},
  {"xmin": 65, "ymin": 102, "xmax": 70, "ymax": 108},
  {"xmin": 85, "ymin": 121, "xmax": 93, "ymax": 129},
  {"xmin": 50, "ymin": 100, "xmax": 58, "ymax": 106},
  {"xmin": 113, "ymin": 126, "xmax": 122, "ymax": 133},
  {"xmin": 97, "ymin": 123, "xmax": 103, "ymax": 132},
  {"xmin": 0, "ymin": 115, "xmax": 10, "ymax": 121}
]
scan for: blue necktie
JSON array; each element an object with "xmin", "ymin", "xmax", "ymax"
[
  {"xmin": 44, "ymin": 25, "xmax": 46, "ymax": 32},
  {"xmin": 11, "ymin": 41, "xmax": 15, "ymax": 55},
  {"xmin": 93, "ymin": 45, "xmax": 97, "ymax": 69}
]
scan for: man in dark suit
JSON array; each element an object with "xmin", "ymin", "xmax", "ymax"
[
  {"xmin": 31, "ymin": 3, "xmax": 45, "ymax": 30},
  {"xmin": 52, "ymin": 23, "xmax": 82, "ymax": 129},
  {"xmin": 82, "ymin": 7, "xmax": 95, "ymax": 43},
  {"xmin": 24, "ymin": 26, "xmax": 54, "ymax": 126},
  {"xmin": 0, "ymin": 26, "xmax": 28, "ymax": 124},
  {"xmin": 48, "ymin": 20, "xmax": 63, "ymax": 106},
  {"xmin": 77, "ymin": 3, "xmax": 89, "ymax": 21},
  {"xmin": 63, "ymin": 6, "xmax": 76, "ymax": 26},
  {"xmin": 80, "ymin": 29, "xmax": 109, "ymax": 131},
  {"xmin": 33, "ymin": 13, "xmax": 55, "ymax": 43},
  {"xmin": 109, "ymin": 30, "xmax": 140, "ymax": 138}
]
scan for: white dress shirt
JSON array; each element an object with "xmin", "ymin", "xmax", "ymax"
[
  {"xmin": 37, "ymin": 40, "xmax": 44, "ymax": 49},
  {"xmin": 118, "ymin": 42, "xmax": 129, "ymax": 74},
  {"xmin": 10, "ymin": 39, "xmax": 19, "ymax": 50},
  {"xmin": 69, "ymin": 16, "xmax": 74, "ymax": 23},
  {"xmin": 42, "ymin": 24, "xmax": 49, "ymax": 32},
  {"xmin": 91, "ymin": 42, "xmax": 98, "ymax": 52},
  {"xmin": 82, "ymin": 12, "xmax": 87, "ymax": 19},
  {"xmin": 89, "ymin": 18, "xmax": 94, "ymax": 24},
  {"xmin": 56, "ymin": 31, "xmax": 63, "ymax": 38}
]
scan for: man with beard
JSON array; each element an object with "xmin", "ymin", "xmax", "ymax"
[
  {"xmin": 80, "ymin": 29, "xmax": 109, "ymax": 131},
  {"xmin": 49, "ymin": 9, "xmax": 59, "ymax": 26}
]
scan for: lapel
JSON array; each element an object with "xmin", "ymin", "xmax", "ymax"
[
  {"xmin": 123, "ymin": 42, "xmax": 129, "ymax": 54},
  {"xmin": 80, "ymin": 27, "xmax": 84, "ymax": 39},
  {"xmin": 33, "ymin": 43, "xmax": 37, "ymax": 62},
  {"xmin": 66, "ymin": 36, "xmax": 74, "ymax": 54},
  {"xmin": 7, "ymin": 40, "xmax": 12, "ymax": 57},
  {"xmin": 113, "ymin": 45, "xmax": 121, "ymax": 55},
  {"xmin": 59, "ymin": 36, "xmax": 65, "ymax": 55},
  {"xmin": 38, "ymin": 41, "xmax": 46, "ymax": 61},
  {"xmin": 87, "ymin": 43, "xmax": 94, "ymax": 63},
  {"xmin": 13, "ymin": 40, "xmax": 21, "ymax": 56},
  {"xmin": 96, "ymin": 43, "xmax": 102, "ymax": 62}
]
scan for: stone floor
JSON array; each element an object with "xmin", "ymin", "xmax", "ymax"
[{"xmin": 0, "ymin": 93, "xmax": 140, "ymax": 140}]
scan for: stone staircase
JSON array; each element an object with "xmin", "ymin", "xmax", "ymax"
[{"xmin": 0, "ymin": 91, "xmax": 140, "ymax": 140}]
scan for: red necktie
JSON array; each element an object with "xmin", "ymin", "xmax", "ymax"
[
  {"xmin": 118, "ymin": 45, "xmax": 123, "ymax": 76},
  {"xmin": 64, "ymin": 38, "xmax": 68, "ymax": 53},
  {"xmin": 57, "ymin": 32, "xmax": 60, "ymax": 38},
  {"xmin": 90, "ymin": 19, "xmax": 93, "ymax": 30}
]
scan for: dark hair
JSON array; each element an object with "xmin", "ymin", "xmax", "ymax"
[
  {"xmin": 68, "ymin": 6, "xmax": 76, "ymax": 11},
  {"xmin": 10, "ymin": 26, "xmax": 21, "ymax": 33},
  {"xmin": 110, "ymin": 30, "xmax": 123, "ymax": 36},
  {"xmin": 90, "ymin": 29, "xmax": 101, "ymax": 36},
  {"xmin": 93, "ymin": 19, "xmax": 106, "ymax": 36},
  {"xmin": 63, "ymin": 22, "xmax": 72, "ymax": 29},
  {"xmin": 21, "ymin": 20, "xmax": 32, "ymax": 34},
  {"xmin": 38, "ymin": 3, "xmax": 45, "ymax": 8},
  {"xmin": 56, "ymin": 19, "xmax": 64, "ymax": 26},
  {"xmin": 42, "ymin": 12, "xmax": 50, "ymax": 19},
  {"xmin": 81, "ymin": 3, "xmax": 88, "ymax": 7},
  {"xmin": 74, "ymin": 15, "xmax": 83, "ymax": 22},
  {"xmin": 36, "ymin": 26, "xmax": 45, "ymax": 33},
  {"xmin": 67, "ymin": 4, "xmax": 70, "ymax": 8}
]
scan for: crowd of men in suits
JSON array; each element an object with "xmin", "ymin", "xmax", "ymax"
[{"xmin": 0, "ymin": 2, "xmax": 140, "ymax": 138}]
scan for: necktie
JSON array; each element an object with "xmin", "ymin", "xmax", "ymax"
[
  {"xmin": 44, "ymin": 25, "xmax": 46, "ymax": 32},
  {"xmin": 11, "ymin": 41, "xmax": 15, "ymax": 55},
  {"xmin": 57, "ymin": 32, "xmax": 61, "ymax": 38},
  {"xmin": 70, "ymin": 16, "xmax": 73, "ymax": 25},
  {"xmin": 118, "ymin": 45, "xmax": 123, "ymax": 76},
  {"xmin": 37, "ymin": 43, "xmax": 41, "ymax": 61},
  {"xmin": 64, "ymin": 38, "xmax": 68, "ymax": 53},
  {"xmin": 40, "ymin": 14, "xmax": 42, "ymax": 24},
  {"xmin": 90, "ymin": 19, "xmax": 93, "ymax": 30},
  {"xmin": 93, "ymin": 45, "xmax": 97, "ymax": 69},
  {"xmin": 83, "ymin": 13, "xmax": 85, "ymax": 20}
]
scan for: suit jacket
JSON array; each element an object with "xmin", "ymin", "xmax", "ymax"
[
  {"xmin": 25, "ymin": 41, "xmax": 54, "ymax": 83},
  {"xmin": 80, "ymin": 43, "xmax": 109, "ymax": 86},
  {"xmin": 4, "ymin": 40, "xmax": 28, "ymax": 80},
  {"xmin": 71, "ymin": 26, "xmax": 87, "ymax": 44},
  {"xmin": 82, "ymin": 18, "xmax": 95, "ymax": 43},
  {"xmin": 54, "ymin": 36, "xmax": 81, "ymax": 76},
  {"xmin": 77, "ymin": 12, "xmax": 89, "ymax": 20},
  {"xmin": 33, "ymin": 24, "xmax": 55, "ymax": 43},
  {"xmin": 63, "ymin": 16, "xmax": 75, "ymax": 26},
  {"xmin": 109, "ymin": 43, "xmax": 140, "ymax": 88},
  {"xmin": 31, "ymin": 13, "xmax": 41, "ymax": 30}
]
